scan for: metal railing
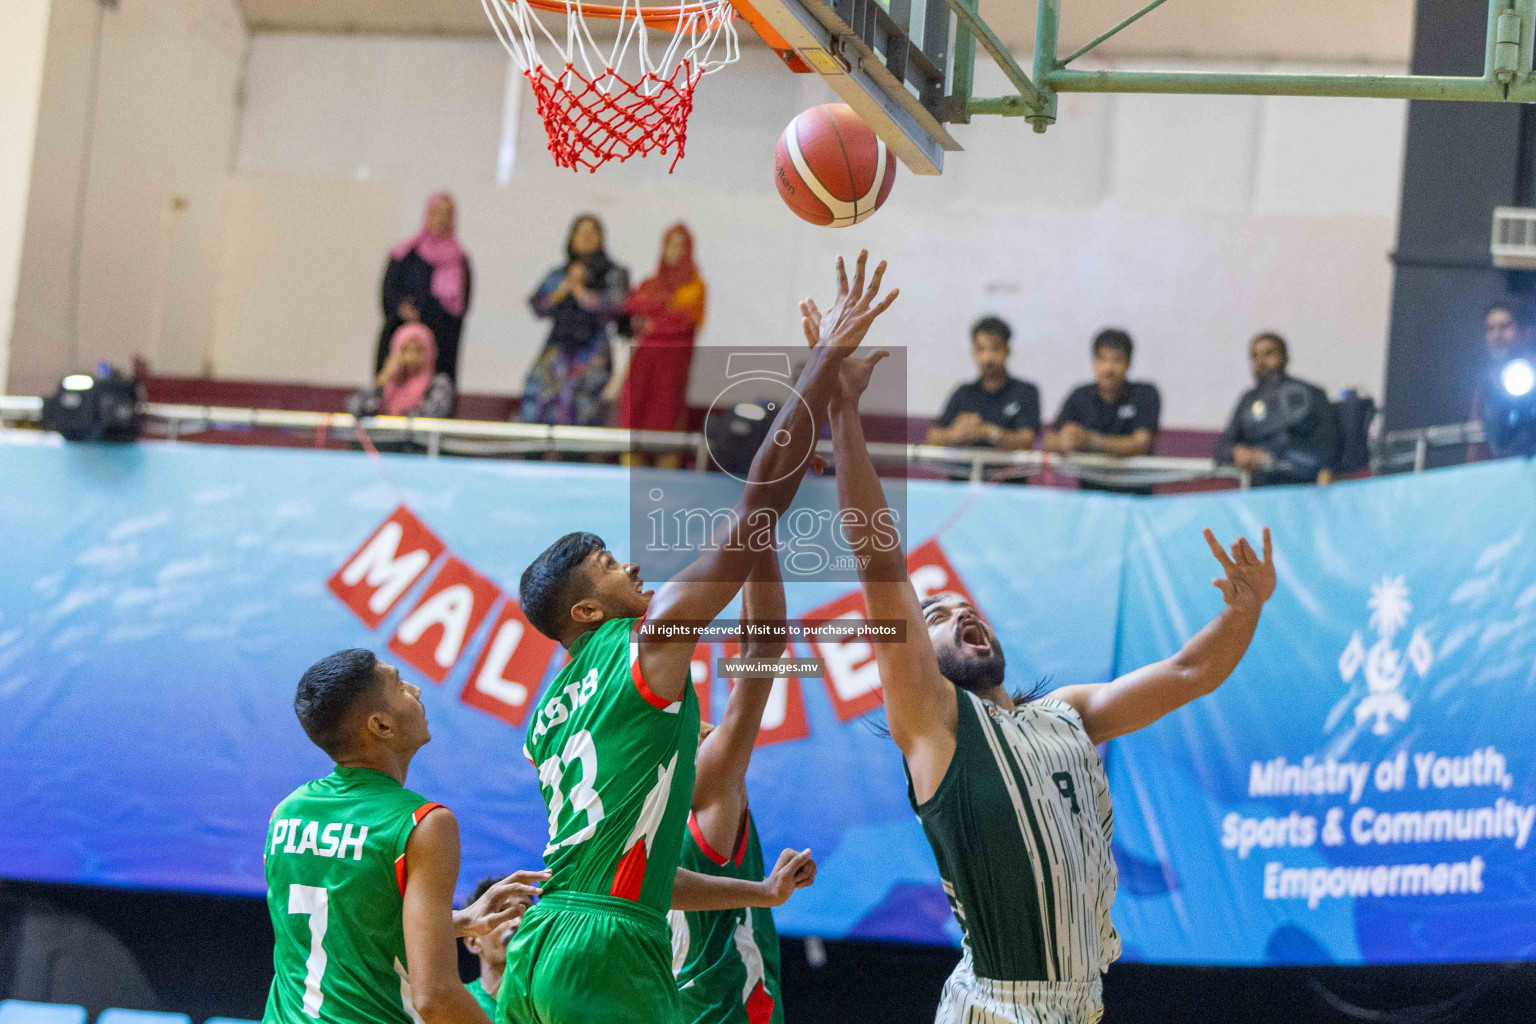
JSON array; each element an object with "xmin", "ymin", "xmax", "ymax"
[
  {"xmin": 1376, "ymin": 421, "xmax": 1486, "ymax": 473},
  {"xmin": 0, "ymin": 394, "xmax": 1249, "ymax": 488}
]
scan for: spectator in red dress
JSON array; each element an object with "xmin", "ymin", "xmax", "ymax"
[{"xmin": 608, "ymin": 223, "xmax": 707, "ymax": 468}]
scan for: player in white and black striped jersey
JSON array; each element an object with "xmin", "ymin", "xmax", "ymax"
[{"xmin": 802, "ymin": 261, "xmax": 1277, "ymax": 1024}]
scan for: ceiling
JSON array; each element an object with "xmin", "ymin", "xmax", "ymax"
[{"xmin": 236, "ymin": 0, "xmax": 1413, "ymax": 65}]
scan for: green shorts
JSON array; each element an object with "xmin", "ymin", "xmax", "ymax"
[{"xmin": 498, "ymin": 890, "xmax": 681, "ymax": 1024}]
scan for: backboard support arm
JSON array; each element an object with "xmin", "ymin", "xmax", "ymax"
[
  {"xmin": 943, "ymin": 0, "xmax": 1045, "ymax": 115},
  {"xmin": 1058, "ymin": 0, "xmax": 1174, "ymax": 67},
  {"xmin": 956, "ymin": 0, "xmax": 1536, "ymax": 129}
]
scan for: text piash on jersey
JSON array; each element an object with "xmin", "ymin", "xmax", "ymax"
[{"xmin": 269, "ymin": 818, "xmax": 370, "ymax": 862}]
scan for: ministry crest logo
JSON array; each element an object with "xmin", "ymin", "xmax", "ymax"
[{"xmin": 1338, "ymin": 576, "xmax": 1433, "ymax": 736}]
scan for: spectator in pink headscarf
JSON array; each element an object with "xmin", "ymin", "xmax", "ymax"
[
  {"xmin": 351, "ymin": 322, "xmax": 456, "ymax": 418},
  {"xmin": 377, "ymin": 192, "xmax": 473, "ymax": 383}
]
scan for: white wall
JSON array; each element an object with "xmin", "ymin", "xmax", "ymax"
[
  {"xmin": 7, "ymin": 0, "xmax": 247, "ymax": 396},
  {"xmin": 225, "ymin": 36, "xmax": 1404, "ymax": 426},
  {"xmin": 0, "ymin": 0, "xmax": 55, "ymax": 395}
]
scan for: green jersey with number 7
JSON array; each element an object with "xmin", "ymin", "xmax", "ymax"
[
  {"xmin": 263, "ymin": 767, "xmax": 446, "ymax": 1024},
  {"xmin": 521, "ymin": 615, "xmax": 700, "ymax": 912}
]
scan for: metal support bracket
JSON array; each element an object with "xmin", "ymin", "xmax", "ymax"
[
  {"xmin": 1027, "ymin": 0, "xmax": 1059, "ymax": 132},
  {"xmin": 943, "ymin": 0, "xmax": 1046, "ymax": 113},
  {"xmin": 958, "ymin": 0, "xmax": 1536, "ymax": 125},
  {"xmin": 1059, "ymin": 0, "xmax": 1174, "ymax": 66}
]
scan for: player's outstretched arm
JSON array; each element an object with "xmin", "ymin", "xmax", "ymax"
[
  {"xmin": 671, "ymin": 848, "xmax": 817, "ymax": 911},
  {"xmin": 815, "ymin": 337, "xmax": 958, "ymax": 791},
  {"xmin": 692, "ymin": 545, "xmax": 785, "ymax": 852},
  {"xmin": 401, "ymin": 809, "xmax": 493, "ymax": 1024},
  {"xmin": 1055, "ymin": 527, "xmax": 1275, "ymax": 744},
  {"xmin": 639, "ymin": 253, "xmax": 898, "ymax": 701}
]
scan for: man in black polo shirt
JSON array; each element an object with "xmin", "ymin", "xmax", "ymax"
[
  {"xmin": 1215, "ymin": 331, "xmax": 1338, "ymax": 486},
  {"xmin": 1044, "ymin": 328, "xmax": 1161, "ymax": 494},
  {"xmin": 926, "ymin": 316, "xmax": 1041, "ymax": 455}
]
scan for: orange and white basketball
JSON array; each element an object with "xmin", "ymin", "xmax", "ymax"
[{"xmin": 774, "ymin": 103, "xmax": 896, "ymax": 227}]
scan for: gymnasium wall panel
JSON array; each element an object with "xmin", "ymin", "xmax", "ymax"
[
  {"xmin": 0, "ymin": 0, "xmax": 53, "ymax": 396},
  {"xmin": 7, "ymin": 0, "xmax": 247, "ymax": 397},
  {"xmin": 221, "ymin": 36, "xmax": 1404, "ymax": 428}
]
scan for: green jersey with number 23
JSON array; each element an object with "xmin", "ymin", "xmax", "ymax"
[{"xmin": 523, "ymin": 616, "xmax": 701, "ymax": 914}]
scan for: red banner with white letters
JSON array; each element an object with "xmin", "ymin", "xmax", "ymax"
[
  {"xmin": 460, "ymin": 600, "xmax": 562, "ymax": 728},
  {"xmin": 327, "ymin": 506, "xmax": 446, "ymax": 629},
  {"xmin": 329, "ymin": 505, "xmax": 971, "ymax": 742},
  {"xmin": 722, "ymin": 638, "xmax": 810, "ymax": 748}
]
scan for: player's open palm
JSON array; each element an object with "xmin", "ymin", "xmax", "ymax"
[
  {"xmin": 800, "ymin": 298, "xmax": 890, "ymax": 410},
  {"xmin": 1204, "ymin": 526, "xmax": 1275, "ymax": 617},
  {"xmin": 762, "ymin": 848, "xmax": 817, "ymax": 906},
  {"xmin": 801, "ymin": 250, "xmax": 898, "ymax": 355}
]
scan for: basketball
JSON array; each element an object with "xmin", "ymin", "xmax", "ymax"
[{"xmin": 774, "ymin": 103, "xmax": 896, "ymax": 227}]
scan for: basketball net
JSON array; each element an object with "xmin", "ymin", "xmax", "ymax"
[{"xmin": 482, "ymin": 0, "xmax": 740, "ymax": 172}]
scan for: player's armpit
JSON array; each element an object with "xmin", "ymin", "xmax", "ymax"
[{"xmin": 402, "ymin": 810, "xmax": 493, "ymax": 1024}]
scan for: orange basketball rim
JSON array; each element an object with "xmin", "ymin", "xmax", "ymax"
[
  {"xmin": 482, "ymin": 0, "xmax": 779, "ymax": 171},
  {"xmin": 509, "ymin": 0, "xmax": 810, "ymax": 70}
]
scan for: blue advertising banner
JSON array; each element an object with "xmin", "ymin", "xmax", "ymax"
[
  {"xmin": 1, "ymin": 441, "xmax": 1532, "ymax": 963},
  {"xmin": 1108, "ymin": 459, "xmax": 1536, "ymax": 964},
  {"xmin": 0, "ymin": 442, "xmax": 1123, "ymax": 948}
]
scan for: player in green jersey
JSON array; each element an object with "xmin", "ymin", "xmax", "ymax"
[
  {"xmin": 809, "ymin": 292, "xmax": 1277, "ymax": 1024},
  {"xmin": 265, "ymin": 649, "xmax": 548, "ymax": 1024},
  {"xmin": 462, "ymin": 876, "xmax": 511, "ymax": 1018},
  {"xmin": 672, "ymin": 542, "xmax": 801, "ymax": 1024},
  {"xmin": 500, "ymin": 253, "xmax": 897, "ymax": 1024}
]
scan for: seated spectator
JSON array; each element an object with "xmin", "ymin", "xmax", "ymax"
[
  {"xmin": 1044, "ymin": 328, "xmax": 1160, "ymax": 494},
  {"xmin": 377, "ymin": 192, "xmax": 472, "ymax": 383},
  {"xmin": 607, "ymin": 222, "xmax": 706, "ymax": 468},
  {"xmin": 520, "ymin": 214, "xmax": 631, "ymax": 428},
  {"xmin": 1215, "ymin": 332, "xmax": 1338, "ymax": 486},
  {"xmin": 349, "ymin": 323, "xmax": 456, "ymax": 418},
  {"xmin": 927, "ymin": 316, "xmax": 1040, "ymax": 456}
]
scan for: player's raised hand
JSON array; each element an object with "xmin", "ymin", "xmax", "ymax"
[
  {"xmin": 800, "ymin": 297, "xmax": 890, "ymax": 412},
  {"xmin": 761, "ymin": 848, "xmax": 817, "ymax": 906},
  {"xmin": 454, "ymin": 868, "xmax": 551, "ymax": 937},
  {"xmin": 801, "ymin": 251, "xmax": 898, "ymax": 355},
  {"xmin": 1204, "ymin": 527, "xmax": 1275, "ymax": 617}
]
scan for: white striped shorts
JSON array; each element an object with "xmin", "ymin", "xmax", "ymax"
[{"xmin": 934, "ymin": 954, "xmax": 1103, "ymax": 1024}]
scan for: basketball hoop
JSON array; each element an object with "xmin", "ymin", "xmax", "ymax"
[{"xmin": 483, "ymin": 0, "xmax": 740, "ymax": 172}]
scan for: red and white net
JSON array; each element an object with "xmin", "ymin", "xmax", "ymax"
[{"xmin": 482, "ymin": 0, "xmax": 739, "ymax": 172}]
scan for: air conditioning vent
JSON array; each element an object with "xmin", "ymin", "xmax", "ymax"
[{"xmin": 1492, "ymin": 206, "xmax": 1536, "ymax": 269}]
